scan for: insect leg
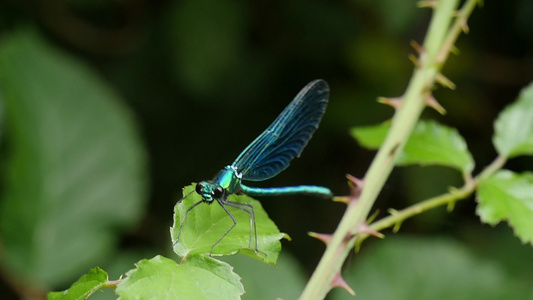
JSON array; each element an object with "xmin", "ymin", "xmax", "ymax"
[
  {"xmin": 174, "ymin": 199, "xmax": 203, "ymax": 247},
  {"xmin": 213, "ymin": 200, "xmax": 239, "ymax": 255},
  {"xmin": 223, "ymin": 200, "xmax": 258, "ymax": 253}
]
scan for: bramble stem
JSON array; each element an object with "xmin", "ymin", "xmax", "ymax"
[{"xmin": 300, "ymin": 1, "xmax": 480, "ymax": 299}]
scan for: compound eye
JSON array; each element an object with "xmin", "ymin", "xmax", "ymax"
[
  {"xmin": 213, "ymin": 186, "xmax": 224, "ymax": 199},
  {"xmin": 195, "ymin": 182, "xmax": 204, "ymax": 194}
]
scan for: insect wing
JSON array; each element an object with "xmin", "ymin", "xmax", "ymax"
[{"xmin": 233, "ymin": 79, "xmax": 329, "ymax": 181}]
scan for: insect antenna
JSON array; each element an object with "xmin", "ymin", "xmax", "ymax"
[{"xmin": 177, "ymin": 189, "xmax": 195, "ymax": 203}]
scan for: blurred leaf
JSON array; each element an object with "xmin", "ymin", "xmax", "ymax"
[
  {"xmin": 171, "ymin": 185, "xmax": 287, "ymax": 265},
  {"xmin": 477, "ymin": 170, "xmax": 533, "ymax": 245},
  {"xmin": 116, "ymin": 255, "xmax": 244, "ymax": 300},
  {"xmin": 221, "ymin": 251, "xmax": 306, "ymax": 300},
  {"xmin": 493, "ymin": 82, "xmax": 533, "ymax": 158},
  {"xmin": 47, "ymin": 268, "xmax": 108, "ymax": 300},
  {"xmin": 351, "ymin": 120, "xmax": 474, "ymax": 173},
  {"xmin": 331, "ymin": 237, "xmax": 531, "ymax": 300},
  {"xmin": 0, "ymin": 29, "xmax": 147, "ymax": 286},
  {"xmin": 465, "ymin": 226, "xmax": 533, "ymax": 284},
  {"xmin": 351, "ymin": 120, "xmax": 390, "ymax": 148}
]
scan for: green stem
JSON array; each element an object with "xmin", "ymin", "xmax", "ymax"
[
  {"xmin": 358, "ymin": 155, "xmax": 507, "ymax": 243},
  {"xmin": 475, "ymin": 155, "xmax": 507, "ymax": 181},
  {"xmin": 300, "ymin": 1, "xmax": 479, "ymax": 299}
]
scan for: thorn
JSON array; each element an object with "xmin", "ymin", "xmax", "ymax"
[
  {"xmin": 447, "ymin": 201, "xmax": 455, "ymax": 212},
  {"xmin": 408, "ymin": 54, "xmax": 420, "ymax": 67},
  {"xmin": 356, "ymin": 223, "xmax": 384, "ymax": 239},
  {"xmin": 331, "ymin": 272, "xmax": 355, "ymax": 296},
  {"xmin": 450, "ymin": 46, "xmax": 460, "ymax": 55},
  {"xmin": 426, "ymin": 94, "xmax": 447, "ymax": 115},
  {"xmin": 334, "ymin": 174, "xmax": 364, "ymax": 204},
  {"xmin": 332, "ymin": 196, "xmax": 350, "ymax": 204},
  {"xmin": 435, "ymin": 73, "xmax": 456, "ymax": 90},
  {"xmin": 448, "ymin": 186, "xmax": 458, "ymax": 194},
  {"xmin": 461, "ymin": 20, "xmax": 470, "ymax": 33},
  {"xmin": 417, "ymin": 0, "xmax": 438, "ymax": 8},
  {"xmin": 308, "ymin": 232, "xmax": 333, "ymax": 245},
  {"xmin": 106, "ymin": 278, "xmax": 122, "ymax": 287},
  {"xmin": 388, "ymin": 209, "xmax": 403, "ymax": 233},
  {"xmin": 393, "ymin": 222, "xmax": 403, "ymax": 233},
  {"xmin": 347, "ymin": 174, "xmax": 363, "ymax": 196},
  {"xmin": 377, "ymin": 97, "xmax": 403, "ymax": 110},
  {"xmin": 410, "ymin": 40, "xmax": 424, "ymax": 54},
  {"xmin": 367, "ymin": 209, "xmax": 380, "ymax": 223}
]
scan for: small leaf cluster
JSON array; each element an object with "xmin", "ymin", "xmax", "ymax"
[
  {"xmin": 351, "ymin": 83, "xmax": 533, "ymax": 246},
  {"xmin": 50, "ymin": 185, "xmax": 288, "ymax": 299}
]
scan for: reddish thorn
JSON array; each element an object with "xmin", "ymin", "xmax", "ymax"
[
  {"xmin": 436, "ymin": 73, "xmax": 456, "ymax": 90},
  {"xmin": 346, "ymin": 174, "xmax": 363, "ymax": 191},
  {"xmin": 377, "ymin": 97, "xmax": 403, "ymax": 110},
  {"xmin": 331, "ymin": 272, "xmax": 355, "ymax": 296},
  {"xmin": 426, "ymin": 94, "xmax": 447, "ymax": 115},
  {"xmin": 357, "ymin": 223, "xmax": 384, "ymax": 238},
  {"xmin": 308, "ymin": 232, "xmax": 333, "ymax": 245},
  {"xmin": 335, "ymin": 174, "xmax": 364, "ymax": 204},
  {"xmin": 461, "ymin": 20, "xmax": 470, "ymax": 33}
]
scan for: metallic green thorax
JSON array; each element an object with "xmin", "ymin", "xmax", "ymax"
[{"xmin": 196, "ymin": 166, "xmax": 242, "ymax": 202}]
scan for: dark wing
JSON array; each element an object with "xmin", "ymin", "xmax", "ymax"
[{"xmin": 232, "ymin": 79, "xmax": 329, "ymax": 181}]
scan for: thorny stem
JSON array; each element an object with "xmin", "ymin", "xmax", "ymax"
[
  {"xmin": 300, "ymin": 1, "xmax": 480, "ymax": 299},
  {"xmin": 359, "ymin": 155, "xmax": 507, "ymax": 244}
]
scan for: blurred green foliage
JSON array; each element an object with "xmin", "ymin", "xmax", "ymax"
[{"xmin": 0, "ymin": 0, "xmax": 533, "ymax": 299}]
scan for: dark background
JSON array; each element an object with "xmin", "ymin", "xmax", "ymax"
[{"xmin": 1, "ymin": 0, "xmax": 533, "ymax": 298}]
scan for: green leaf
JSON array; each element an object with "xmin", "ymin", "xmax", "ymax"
[
  {"xmin": 170, "ymin": 185, "xmax": 287, "ymax": 265},
  {"xmin": 330, "ymin": 237, "xmax": 532, "ymax": 300},
  {"xmin": 351, "ymin": 120, "xmax": 474, "ymax": 173},
  {"xmin": 493, "ymin": 82, "xmax": 533, "ymax": 158},
  {"xmin": 47, "ymin": 268, "xmax": 108, "ymax": 300},
  {"xmin": 0, "ymin": 29, "xmax": 147, "ymax": 285},
  {"xmin": 221, "ymin": 251, "xmax": 306, "ymax": 300},
  {"xmin": 116, "ymin": 255, "xmax": 244, "ymax": 300},
  {"xmin": 350, "ymin": 121, "xmax": 390, "ymax": 149},
  {"xmin": 476, "ymin": 170, "xmax": 533, "ymax": 245}
]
